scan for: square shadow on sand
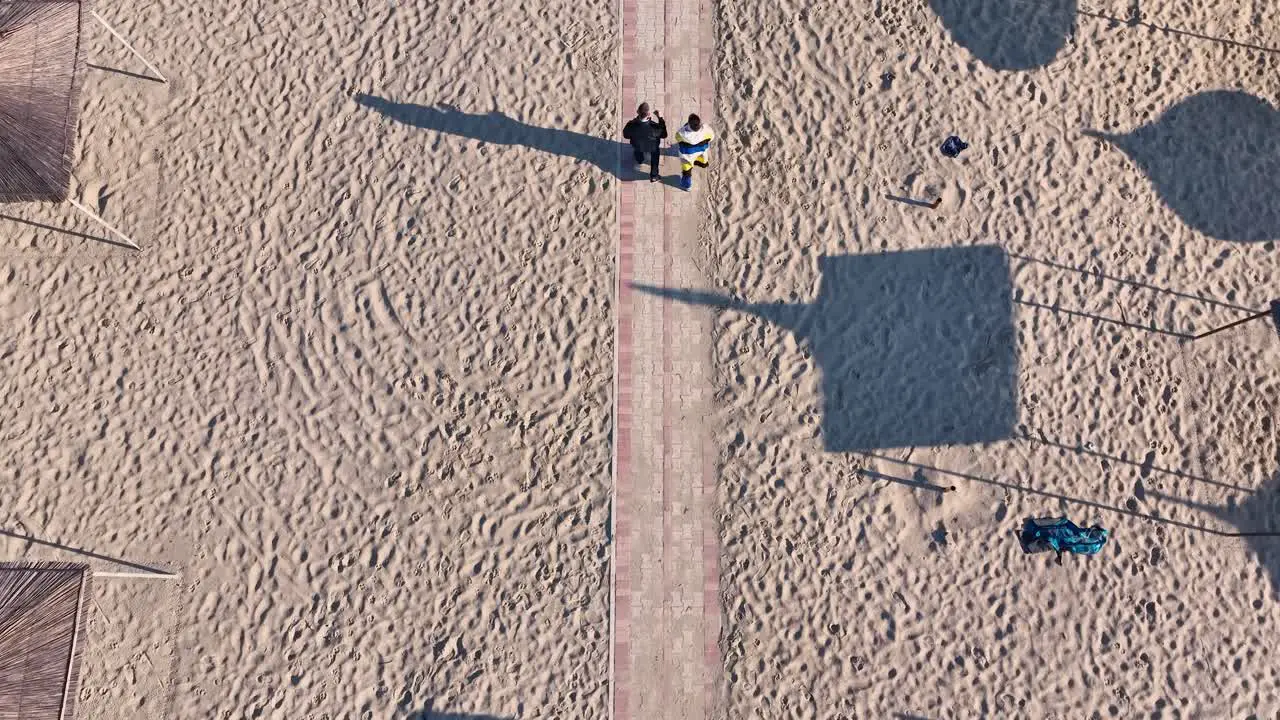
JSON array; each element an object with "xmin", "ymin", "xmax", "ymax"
[{"xmin": 637, "ymin": 245, "xmax": 1018, "ymax": 451}]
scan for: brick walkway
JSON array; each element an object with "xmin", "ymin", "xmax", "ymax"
[{"xmin": 610, "ymin": 0, "xmax": 719, "ymax": 718}]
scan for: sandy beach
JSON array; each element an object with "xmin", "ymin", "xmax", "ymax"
[
  {"xmin": 710, "ymin": 0, "xmax": 1280, "ymax": 716},
  {"xmin": 3, "ymin": 0, "xmax": 615, "ymax": 717},
  {"xmin": 3, "ymin": 0, "xmax": 1280, "ymax": 717}
]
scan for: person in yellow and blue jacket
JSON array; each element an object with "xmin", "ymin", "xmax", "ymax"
[{"xmin": 675, "ymin": 114, "xmax": 712, "ymax": 190}]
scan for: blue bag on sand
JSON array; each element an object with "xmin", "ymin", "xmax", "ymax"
[
  {"xmin": 1018, "ymin": 517, "xmax": 1109, "ymax": 557},
  {"xmin": 940, "ymin": 135, "xmax": 969, "ymax": 157}
]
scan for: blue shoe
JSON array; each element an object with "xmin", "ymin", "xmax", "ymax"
[{"xmin": 680, "ymin": 174, "xmax": 692, "ymax": 191}]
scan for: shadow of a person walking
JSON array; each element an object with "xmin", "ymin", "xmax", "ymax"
[{"xmin": 353, "ymin": 93, "xmax": 651, "ymax": 181}]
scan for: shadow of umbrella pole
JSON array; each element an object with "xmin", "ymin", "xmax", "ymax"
[{"xmin": 1190, "ymin": 300, "xmax": 1280, "ymax": 340}]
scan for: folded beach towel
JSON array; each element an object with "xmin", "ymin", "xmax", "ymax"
[{"xmin": 1018, "ymin": 517, "xmax": 1109, "ymax": 557}]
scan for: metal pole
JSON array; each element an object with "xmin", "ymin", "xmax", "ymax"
[
  {"xmin": 1191, "ymin": 309, "xmax": 1270, "ymax": 340},
  {"xmin": 67, "ymin": 198, "xmax": 141, "ymax": 250},
  {"xmin": 57, "ymin": 570, "xmax": 88, "ymax": 720},
  {"xmin": 90, "ymin": 10, "xmax": 168, "ymax": 84}
]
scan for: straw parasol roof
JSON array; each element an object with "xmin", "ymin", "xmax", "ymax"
[
  {"xmin": 0, "ymin": 0, "xmax": 87, "ymax": 203},
  {"xmin": 0, "ymin": 563, "xmax": 91, "ymax": 720}
]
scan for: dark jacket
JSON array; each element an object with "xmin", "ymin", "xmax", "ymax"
[{"xmin": 623, "ymin": 116, "xmax": 667, "ymax": 152}]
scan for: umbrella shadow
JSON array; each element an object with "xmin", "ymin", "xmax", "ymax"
[
  {"xmin": 1086, "ymin": 90, "xmax": 1280, "ymax": 242},
  {"xmin": 354, "ymin": 93, "xmax": 660, "ymax": 182},
  {"xmin": 929, "ymin": 0, "xmax": 1076, "ymax": 70},
  {"xmin": 636, "ymin": 245, "xmax": 1019, "ymax": 451},
  {"xmin": 1151, "ymin": 471, "xmax": 1280, "ymax": 596},
  {"xmin": 1077, "ymin": 9, "xmax": 1280, "ymax": 55}
]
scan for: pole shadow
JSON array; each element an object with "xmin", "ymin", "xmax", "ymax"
[
  {"xmin": 859, "ymin": 467, "xmax": 954, "ymax": 493},
  {"xmin": 354, "ymin": 94, "xmax": 658, "ymax": 182},
  {"xmin": 0, "ymin": 527, "xmax": 173, "ymax": 575},
  {"xmin": 1085, "ymin": 90, "xmax": 1280, "ymax": 242},
  {"xmin": 0, "ymin": 212, "xmax": 136, "ymax": 251},
  {"xmin": 1078, "ymin": 9, "xmax": 1280, "ymax": 55},
  {"xmin": 1020, "ymin": 426, "xmax": 1252, "ymax": 493},
  {"xmin": 86, "ymin": 62, "xmax": 166, "ymax": 83},
  {"xmin": 1013, "ymin": 297, "xmax": 1193, "ymax": 339},
  {"xmin": 929, "ymin": 0, "xmax": 1076, "ymax": 70},
  {"xmin": 861, "ymin": 452, "xmax": 1277, "ymax": 539},
  {"xmin": 885, "ymin": 193, "xmax": 941, "ymax": 210},
  {"xmin": 1010, "ymin": 252, "xmax": 1258, "ymax": 314},
  {"xmin": 636, "ymin": 246, "xmax": 1019, "ymax": 451},
  {"xmin": 406, "ymin": 698, "xmax": 512, "ymax": 720},
  {"xmin": 1152, "ymin": 471, "xmax": 1280, "ymax": 595}
]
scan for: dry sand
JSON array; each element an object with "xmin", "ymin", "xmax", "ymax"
[
  {"xmin": 2, "ymin": 1, "xmax": 616, "ymax": 718},
  {"xmin": 5, "ymin": 0, "xmax": 1280, "ymax": 717},
  {"xmin": 710, "ymin": 0, "xmax": 1280, "ymax": 717}
]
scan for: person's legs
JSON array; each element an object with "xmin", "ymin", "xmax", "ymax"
[
  {"xmin": 680, "ymin": 158, "xmax": 693, "ymax": 189},
  {"xmin": 693, "ymin": 155, "xmax": 708, "ymax": 168},
  {"xmin": 648, "ymin": 149, "xmax": 660, "ymax": 181},
  {"xmin": 633, "ymin": 148, "xmax": 645, "ymax": 164}
]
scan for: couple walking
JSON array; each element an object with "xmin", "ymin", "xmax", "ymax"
[{"xmin": 622, "ymin": 102, "xmax": 713, "ymax": 190}]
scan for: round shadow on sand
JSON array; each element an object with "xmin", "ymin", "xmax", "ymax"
[
  {"xmin": 1086, "ymin": 90, "xmax": 1280, "ymax": 242},
  {"xmin": 929, "ymin": 0, "xmax": 1076, "ymax": 70}
]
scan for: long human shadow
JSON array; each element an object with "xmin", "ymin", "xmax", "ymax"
[
  {"xmin": 1085, "ymin": 90, "xmax": 1280, "ymax": 242},
  {"xmin": 354, "ymin": 94, "xmax": 652, "ymax": 181},
  {"xmin": 636, "ymin": 246, "xmax": 1019, "ymax": 451},
  {"xmin": 929, "ymin": 0, "xmax": 1076, "ymax": 70}
]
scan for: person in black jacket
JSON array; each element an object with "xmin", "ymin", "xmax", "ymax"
[{"xmin": 622, "ymin": 102, "xmax": 666, "ymax": 182}]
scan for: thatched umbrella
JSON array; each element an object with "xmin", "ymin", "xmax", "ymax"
[
  {"xmin": 0, "ymin": 1, "xmax": 88, "ymax": 203},
  {"xmin": 0, "ymin": 563, "xmax": 90, "ymax": 720},
  {"xmin": 0, "ymin": 1, "xmax": 166, "ymax": 249}
]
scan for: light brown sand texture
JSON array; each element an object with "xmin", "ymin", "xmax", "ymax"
[
  {"xmin": 3, "ymin": 1, "xmax": 615, "ymax": 718},
  {"xmin": 3, "ymin": 0, "xmax": 1280, "ymax": 717},
  {"xmin": 709, "ymin": 0, "xmax": 1280, "ymax": 717}
]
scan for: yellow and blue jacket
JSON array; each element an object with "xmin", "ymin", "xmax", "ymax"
[{"xmin": 675, "ymin": 124, "xmax": 713, "ymax": 169}]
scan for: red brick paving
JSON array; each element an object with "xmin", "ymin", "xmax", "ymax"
[{"xmin": 610, "ymin": 0, "xmax": 720, "ymax": 717}]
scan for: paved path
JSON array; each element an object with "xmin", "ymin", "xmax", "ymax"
[{"xmin": 611, "ymin": 0, "xmax": 720, "ymax": 718}]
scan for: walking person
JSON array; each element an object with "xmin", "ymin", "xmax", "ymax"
[
  {"xmin": 675, "ymin": 113, "xmax": 713, "ymax": 190},
  {"xmin": 622, "ymin": 102, "xmax": 666, "ymax": 182}
]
